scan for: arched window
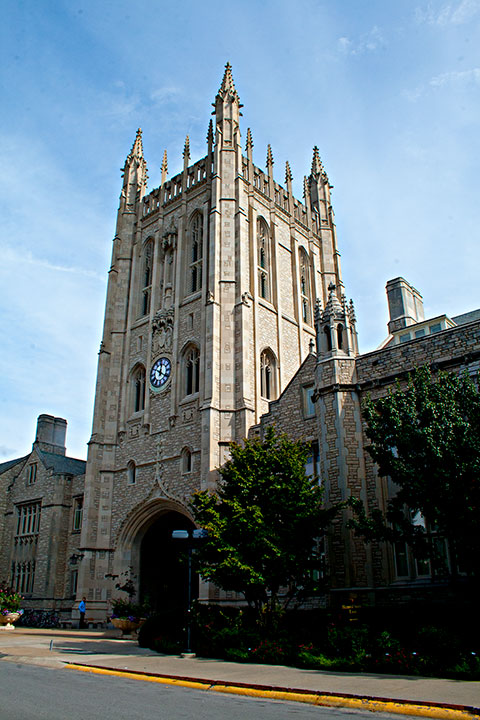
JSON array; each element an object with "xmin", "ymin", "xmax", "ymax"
[
  {"xmin": 183, "ymin": 345, "xmax": 200, "ymax": 396},
  {"xmin": 257, "ymin": 218, "xmax": 271, "ymax": 301},
  {"xmin": 337, "ymin": 323, "xmax": 344, "ymax": 350},
  {"xmin": 132, "ymin": 365, "xmax": 146, "ymax": 413},
  {"xmin": 299, "ymin": 248, "xmax": 312, "ymax": 324},
  {"xmin": 127, "ymin": 460, "xmax": 136, "ymax": 485},
  {"xmin": 324, "ymin": 326, "xmax": 332, "ymax": 351},
  {"xmin": 260, "ymin": 348, "xmax": 277, "ymax": 400},
  {"xmin": 140, "ymin": 240, "xmax": 153, "ymax": 316},
  {"xmin": 181, "ymin": 448, "xmax": 192, "ymax": 473},
  {"xmin": 188, "ymin": 213, "xmax": 203, "ymax": 294}
]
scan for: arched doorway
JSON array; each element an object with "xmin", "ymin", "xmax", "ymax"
[{"xmin": 139, "ymin": 510, "xmax": 197, "ymax": 614}]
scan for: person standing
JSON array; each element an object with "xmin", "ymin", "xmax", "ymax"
[{"xmin": 79, "ymin": 597, "xmax": 86, "ymax": 629}]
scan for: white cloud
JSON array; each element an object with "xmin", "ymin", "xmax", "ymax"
[
  {"xmin": 337, "ymin": 26, "xmax": 386, "ymax": 55},
  {"xmin": 430, "ymin": 67, "xmax": 480, "ymax": 87},
  {"xmin": 415, "ymin": 0, "xmax": 480, "ymax": 25}
]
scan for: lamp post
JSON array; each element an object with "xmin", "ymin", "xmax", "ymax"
[{"xmin": 171, "ymin": 528, "xmax": 207, "ymax": 656}]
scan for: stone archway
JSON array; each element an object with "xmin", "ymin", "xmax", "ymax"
[
  {"xmin": 140, "ymin": 510, "xmax": 196, "ymax": 613},
  {"xmin": 115, "ymin": 499, "xmax": 197, "ymax": 615}
]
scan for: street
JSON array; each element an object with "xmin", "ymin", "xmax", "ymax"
[{"xmin": 1, "ymin": 663, "xmax": 403, "ymax": 720}]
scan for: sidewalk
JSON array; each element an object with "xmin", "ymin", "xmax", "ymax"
[{"xmin": 1, "ymin": 628, "xmax": 479, "ymax": 718}]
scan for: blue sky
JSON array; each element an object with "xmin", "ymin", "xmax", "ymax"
[{"xmin": 1, "ymin": 0, "xmax": 479, "ymax": 459}]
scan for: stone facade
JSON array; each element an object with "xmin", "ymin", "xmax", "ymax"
[
  {"xmin": 257, "ymin": 278, "xmax": 480, "ymax": 607},
  {"xmin": 0, "ymin": 415, "xmax": 86, "ymax": 617},
  {"xmin": 1, "ymin": 67, "xmax": 478, "ymax": 619}
]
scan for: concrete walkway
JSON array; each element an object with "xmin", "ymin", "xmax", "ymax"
[{"xmin": 1, "ymin": 628, "xmax": 479, "ymax": 718}]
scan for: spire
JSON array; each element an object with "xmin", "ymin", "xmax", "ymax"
[
  {"xmin": 121, "ymin": 128, "xmax": 148, "ymax": 206},
  {"xmin": 246, "ymin": 127, "xmax": 253, "ymax": 152},
  {"xmin": 217, "ymin": 61, "xmax": 239, "ymax": 101},
  {"xmin": 303, "ymin": 175, "xmax": 310, "ymax": 201},
  {"xmin": 311, "ymin": 145, "xmax": 323, "ymax": 177},
  {"xmin": 285, "ymin": 160, "xmax": 292, "ymax": 185},
  {"xmin": 183, "ymin": 135, "xmax": 190, "ymax": 161},
  {"xmin": 161, "ymin": 150, "xmax": 168, "ymax": 186},
  {"xmin": 266, "ymin": 144, "xmax": 274, "ymax": 170},
  {"xmin": 323, "ymin": 282, "xmax": 343, "ymax": 319},
  {"xmin": 206, "ymin": 119, "xmax": 214, "ymax": 146},
  {"xmin": 213, "ymin": 62, "xmax": 242, "ymax": 145}
]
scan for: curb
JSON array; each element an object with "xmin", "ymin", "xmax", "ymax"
[{"xmin": 65, "ymin": 663, "xmax": 480, "ymax": 720}]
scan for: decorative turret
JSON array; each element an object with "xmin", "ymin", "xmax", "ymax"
[
  {"xmin": 120, "ymin": 128, "xmax": 148, "ymax": 211},
  {"xmin": 315, "ymin": 283, "xmax": 358, "ymax": 357}
]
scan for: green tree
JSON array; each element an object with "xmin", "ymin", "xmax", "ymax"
[
  {"xmin": 355, "ymin": 366, "xmax": 480, "ymax": 576},
  {"xmin": 191, "ymin": 427, "xmax": 338, "ymax": 616}
]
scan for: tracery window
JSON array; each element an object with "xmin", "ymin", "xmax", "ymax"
[
  {"xmin": 260, "ymin": 348, "xmax": 277, "ymax": 400},
  {"xmin": 257, "ymin": 218, "xmax": 271, "ymax": 301},
  {"xmin": 184, "ymin": 345, "xmax": 200, "ymax": 396},
  {"xmin": 132, "ymin": 365, "xmax": 146, "ymax": 413},
  {"xmin": 188, "ymin": 213, "xmax": 203, "ymax": 294},
  {"xmin": 140, "ymin": 240, "xmax": 153, "ymax": 316},
  {"xmin": 299, "ymin": 248, "xmax": 312, "ymax": 324}
]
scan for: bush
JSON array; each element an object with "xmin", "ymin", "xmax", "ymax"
[
  {"xmin": 17, "ymin": 609, "xmax": 60, "ymax": 628},
  {"xmin": 138, "ymin": 609, "xmax": 184, "ymax": 651}
]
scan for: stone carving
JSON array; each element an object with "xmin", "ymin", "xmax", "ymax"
[
  {"xmin": 152, "ymin": 307, "xmax": 174, "ymax": 353},
  {"xmin": 129, "ymin": 423, "xmax": 140, "ymax": 439},
  {"xmin": 181, "ymin": 403, "xmax": 197, "ymax": 424},
  {"xmin": 241, "ymin": 291, "xmax": 253, "ymax": 307}
]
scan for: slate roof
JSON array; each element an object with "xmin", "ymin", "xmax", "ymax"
[
  {"xmin": 38, "ymin": 450, "xmax": 86, "ymax": 476},
  {"xmin": 0, "ymin": 455, "xmax": 28, "ymax": 475},
  {"xmin": 452, "ymin": 309, "xmax": 480, "ymax": 326}
]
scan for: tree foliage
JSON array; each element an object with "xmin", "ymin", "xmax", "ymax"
[
  {"xmin": 356, "ymin": 366, "xmax": 480, "ymax": 575},
  {"xmin": 191, "ymin": 427, "xmax": 338, "ymax": 614}
]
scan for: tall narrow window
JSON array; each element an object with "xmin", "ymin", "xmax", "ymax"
[
  {"xmin": 260, "ymin": 349, "xmax": 277, "ymax": 400},
  {"xmin": 73, "ymin": 497, "xmax": 83, "ymax": 531},
  {"xmin": 127, "ymin": 460, "xmax": 136, "ymax": 485},
  {"xmin": 299, "ymin": 248, "xmax": 312, "ymax": 324},
  {"xmin": 305, "ymin": 441, "xmax": 321, "ymax": 483},
  {"xmin": 181, "ymin": 447, "xmax": 192, "ymax": 473},
  {"xmin": 140, "ymin": 240, "xmax": 153, "ymax": 316},
  {"xmin": 257, "ymin": 218, "xmax": 271, "ymax": 301},
  {"xmin": 132, "ymin": 365, "xmax": 146, "ymax": 413},
  {"xmin": 184, "ymin": 346, "xmax": 200, "ymax": 396},
  {"xmin": 27, "ymin": 463, "xmax": 37, "ymax": 485},
  {"xmin": 188, "ymin": 214, "xmax": 203, "ymax": 294}
]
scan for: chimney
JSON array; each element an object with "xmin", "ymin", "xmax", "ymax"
[
  {"xmin": 33, "ymin": 414, "xmax": 67, "ymax": 456},
  {"xmin": 386, "ymin": 277, "xmax": 424, "ymax": 334}
]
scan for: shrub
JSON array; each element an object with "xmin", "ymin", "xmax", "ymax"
[{"xmin": 138, "ymin": 609, "xmax": 184, "ymax": 651}]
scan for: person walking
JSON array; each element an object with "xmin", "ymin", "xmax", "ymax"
[{"xmin": 79, "ymin": 597, "xmax": 86, "ymax": 629}]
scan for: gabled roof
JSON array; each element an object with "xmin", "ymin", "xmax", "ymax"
[
  {"xmin": 0, "ymin": 455, "xmax": 28, "ymax": 475},
  {"xmin": 37, "ymin": 450, "xmax": 86, "ymax": 476}
]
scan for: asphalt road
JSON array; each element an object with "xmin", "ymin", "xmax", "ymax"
[{"xmin": 1, "ymin": 663, "xmax": 403, "ymax": 720}]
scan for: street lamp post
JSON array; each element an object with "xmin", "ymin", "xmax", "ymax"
[{"xmin": 171, "ymin": 528, "xmax": 207, "ymax": 657}]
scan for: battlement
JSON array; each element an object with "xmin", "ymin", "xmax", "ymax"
[{"xmin": 141, "ymin": 152, "xmax": 328, "ymax": 237}]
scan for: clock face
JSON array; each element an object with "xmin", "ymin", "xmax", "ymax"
[{"xmin": 150, "ymin": 357, "xmax": 171, "ymax": 390}]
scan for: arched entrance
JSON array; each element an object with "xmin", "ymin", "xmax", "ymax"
[{"xmin": 139, "ymin": 510, "xmax": 197, "ymax": 614}]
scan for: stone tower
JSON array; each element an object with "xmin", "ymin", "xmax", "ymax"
[{"xmin": 78, "ymin": 64, "xmax": 344, "ymax": 617}]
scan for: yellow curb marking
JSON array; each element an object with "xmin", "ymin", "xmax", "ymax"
[{"xmin": 65, "ymin": 664, "xmax": 480, "ymax": 720}]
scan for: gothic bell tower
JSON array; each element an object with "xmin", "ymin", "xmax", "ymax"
[{"xmin": 78, "ymin": 64, "xmax": 348, "ymax": 617}]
